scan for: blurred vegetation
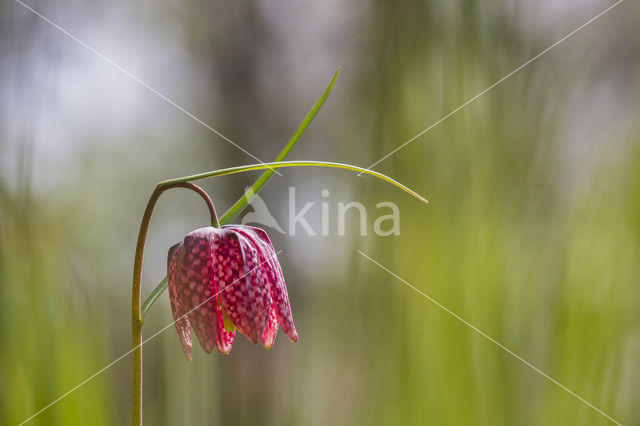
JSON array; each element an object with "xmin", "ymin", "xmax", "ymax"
[{"xmin": 1, "ymin": 0, "xmax": 639, "ymax": 425}]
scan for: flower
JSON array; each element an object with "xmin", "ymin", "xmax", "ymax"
[{"xmin": 167, "ymin": 225, "xmax": 298, "ymax": 359}]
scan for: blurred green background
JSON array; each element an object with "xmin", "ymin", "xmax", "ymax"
[{"xmin": 1, "ymin": 0, "xmax": 639, "ymax": 425}]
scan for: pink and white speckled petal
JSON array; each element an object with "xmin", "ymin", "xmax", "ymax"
[
  {"xmin": 167, "ymin": 242, "xmax": 192, "ymax": 361},
  {"xmin": 233, "ymin": 227, "xmax": 283, "ymax": 346},
  {"xmin": 245, "ymin": 226, "xmax": 298, "ymax": 342},
  {"xmin": 260, "ymin": 304, "xmax": 278, "ymax": 349},
  {"xmin": 175, "ymin": 227, "xmax": 219, "ymax": 353},
  {"xmin": 233, "ymin": 231, "xmax": 271, "ymax": 342},
  {"xmin": 215, "ymin": 305, "xmax": 235, "ymax": 354},
  {"xmin": 214, "ymin": 228, "xmax": 270, "ymax": 343}
]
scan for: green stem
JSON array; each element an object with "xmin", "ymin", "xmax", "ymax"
[{"xmin": 131, "ymin": 182, "xmax": 215, "ymax": 426}]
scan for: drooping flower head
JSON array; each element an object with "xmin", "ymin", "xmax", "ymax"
[{"xmin": 167, "ymin": 225, "xmax": 297, "ymax": 359}]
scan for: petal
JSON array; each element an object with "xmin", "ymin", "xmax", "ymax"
[
  {"xmin": 215, "ymin": 305, "xmax": 235, "ymax": 354},
  {"xmin": 232, "ymin": 226, "xmax": 282, "ymax": 347},
  {"xmin": 260, "ymin": 303, "xmax": 278, "ymax": 349},
  {"xmin": 214, "ymin": 228, "xmax": 270, "ymax": 343},
  {"xmin": 244, "ymin": 226, "xmax": 298, "ymax": 342},
  {"xmin": 175, "ymin": 227, "xmax": 218, "ymax": 353},
  {"xmin": 167, "ymin": 242, "xmax": 192, "ymax": 360}
]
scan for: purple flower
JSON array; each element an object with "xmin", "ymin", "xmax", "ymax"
[{"xmin": 167, "ymin": 225, "xmax": 297, "ymax": 359}]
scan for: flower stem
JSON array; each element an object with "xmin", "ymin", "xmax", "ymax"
[
  {"xmin": 131, "ymin": 182, "xmax": 215, "ymax": 426},
  {"xmin": 169, "ymin": 182, "xmax": 219, "ymax": 227}
]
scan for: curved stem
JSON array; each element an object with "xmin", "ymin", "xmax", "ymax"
[
  {"xmin": 131, "ymin": 182, "xmax": 215, "ymax": 426},
  {"xmin": 169, "ymin": 182, "xmax": 219, "ymax": 227},
  {"xmin": 131, "ymin": 187, "xmax": 160, "ymax": 426}
]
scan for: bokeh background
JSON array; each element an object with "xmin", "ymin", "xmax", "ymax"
[{"xmin": 1, "ymin": 0, "xmax": 639, "ymax": 424}]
